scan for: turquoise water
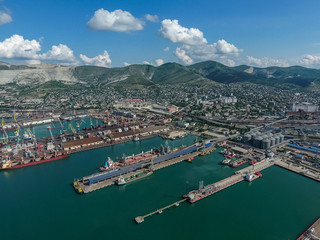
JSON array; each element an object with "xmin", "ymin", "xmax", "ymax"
[
  {"xmin": 2, "ymin": 118, "xmax": 104, "ymax": 140},
  {"xmin": 0, "ymin": 135, "xmax": 319, "ymax": 240}
]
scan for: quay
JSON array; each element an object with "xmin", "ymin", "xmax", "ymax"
[
  {"xmin": 135, "ymin": 158, "xmax": 277, "ymax": 223},
  {"xmin": 77, "ymin": 144, "xmax": 215, "ymax": 194},
  {"xmin": 275, "ymin": 160, "xmax": 320, "ymax": 182},
  {"xmin": 297, "ymin": 217, "xmax": 320, "ymax": 240},
  {"xmin": 184, "ymin": 158, "xmax": 276, "ymax": 203}
]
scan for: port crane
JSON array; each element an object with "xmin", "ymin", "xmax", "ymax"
[
  {"xmin": 48, "ymin": 126, "xmax": 55, "ymax": 143},
  {"xmin": 76, "ymin": 119, "xmax": 86, "ymax": 130},
  {"xmin": 1, "ymin": 118, "xmax": 8, "ymax": 144},
  {"xmin": 69, "ymin": 123, "xmax": 77, "ymax": 134}
]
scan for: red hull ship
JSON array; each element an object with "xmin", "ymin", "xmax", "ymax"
[{"xmin": 1, "ymin": 154, "xmax": 69, "ymax": 170}]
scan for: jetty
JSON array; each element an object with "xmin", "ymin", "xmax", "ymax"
[
  {"xmin": 297, "ymin": 217, "xmax": 320, "ymax": 240},
  {"xmin": 75, "ymin": 144, "xmax": 215, "ymax": 194},
  {"xmin": 135, "ymin": 199, "xmax": 187, "ymax": 224},
  {"xmin": 135, "ymin": 158, "xmax": 277, "ymax": 223}
]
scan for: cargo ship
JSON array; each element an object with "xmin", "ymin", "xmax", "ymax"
[
  {"xmin": 116, "ymin": 169, "xmax": 153, "ymax": 185},
  {"xmin": 99, "ymin": 157, "xmax": 120, "ymax": 172},
  {"xmin": 80, "ymin": 144, "xmax": 199, "ymax": 186},
  {"xmin": 0, "ymin": 153, "xmax": 69, "ymax": 170},
  {"xmin": 122, "ymin": 150, "xmax": 156, "ymax": 165},
  {"xmin": 230, "ymin": 159, "xmax": 247, "ymax": 168}
]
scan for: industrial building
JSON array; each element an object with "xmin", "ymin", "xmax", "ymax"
[
  {"xmin": 290, "ymin": 102, "xmax": 318, "ymax": 113},
  {"xmin": 243, "ymin": 131, "xmax": 284, "ymax": 149}
]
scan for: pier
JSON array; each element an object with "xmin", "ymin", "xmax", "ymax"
[
  {"xmin": 135, "ymin": 199, "xmax": 187, "ymax": 224},
  {"xmin": 77, "ymin": 146, "xmax": 213, "ymax": 194},
  {"xmin": 275, "ymin": 160, "xmax": 320, "ymax": 182},
  {"xmin": 297, "ymin": 217, "xmax": 320, "ymax": 240},
  {"xmin": 185, "ymin": 159, "xmax": 276, "ymax": 203},
  {"xmin": 135, "ymin": 159, "xmax": 277, "ymax": 223}
]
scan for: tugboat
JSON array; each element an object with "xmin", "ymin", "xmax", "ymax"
[
  {"xmin": 221, "ymin": 158, "xmax": 232, "ymax": 165},
  {"xmin": 186, "ymin": 157, "xmax": 194, "ymax": 163},
  {"xmin": 23, "ymin": 132, "xmax": 32, "ymax": 141},
  {"xmin": 245, "ymin": 171, "xmax": 262, "ymax": 182}
]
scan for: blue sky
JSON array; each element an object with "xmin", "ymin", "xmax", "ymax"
[{"xmin": 0, "ymin": 0, "xmax": 320, "ymax": 68}]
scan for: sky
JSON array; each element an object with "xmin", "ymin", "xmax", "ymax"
[{"xmin": 0, "ymin": 0, "xmax": 320, "ymax": 68}]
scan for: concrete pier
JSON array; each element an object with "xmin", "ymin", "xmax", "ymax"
[
  {"xmin": 134, "ymin": 159, "xmax": 277, "ymax": 223},
  {"xmin": 297, "ymin": 217, "xmax": 320, "ymax": 240},
  {"xmin": 135, "ymin": 199, "xmax": 187, "ymax": 224},
  {"xmin": 77, "ymin": 145, "xmax": 216, "ymax": 194},
  {"xmin": 275, "ymin": 160, "xmax": 320, "ymax": 182}
]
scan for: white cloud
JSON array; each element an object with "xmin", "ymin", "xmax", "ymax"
[
  {"xmin": 0, "ymin": 11, "xmax": 12, "ymax": 25},
  {"xmin": 87, "ymin": 9, "xmax": 145, "ymax": 32},
  {"xmin": 155, "ymin": 59, "xmax": 164, "ymax": 66},
  {"xmin": 40, "ymin": 44, "xmax": 75, "ymax": 62},
  {"xmin": 0, "ymin": 34, "xmax": 41, "ymax": 59},
  {"xmin": 143, "ymin": 60, "xmax": 152, "ymax": 65},
  {"xmin": 124, "ymin": 62, "xmax": 130, "ymax": 66},
  {"xmin": 160, "ymin": 19, "xmax": 207, "ymax": 45},
  {"xmin": 247, "ymin": 56, "xmax": 289, "ymax": 67},
  {"xmin": 0, "ymin": 34, "xmax": 76, "ymax": 64},
  {"xmin": 80, "ymin": 50, "xmax": 111, "ymax": 67},
  {"xmin": 164, "ymin": 47, "xmax": 170, "ymax": 52},
  {"xmin": 145, "ymin": 14, "xmax": 159, "ymax": 22},
  {"xmin": 160, "ymin": 19, "xmax": 241, "ymax": 64},
  {"xmin": 299, "ymin": 54, "xmax": 320, "ymax": 66},
  {"xmin": 175, "ymin": 48, "xmax": 193, "ymax": 64}
]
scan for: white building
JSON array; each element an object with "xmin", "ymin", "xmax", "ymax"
[{"xmin": 290, "ymin": 102, "xmax": 318, "ymax": 112}]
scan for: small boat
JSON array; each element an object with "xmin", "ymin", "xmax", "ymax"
[
  {"xmin": 116, "ymin": 169, "xmax": 153, "ymax": 185},
  {"xmin": 186, "ymin": 157, "xmax": 194, "ymax": 163}
]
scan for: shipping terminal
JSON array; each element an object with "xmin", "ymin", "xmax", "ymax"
[{"xmin": 73, "ymin": 140, "xmax": 215, "ymax": 193}]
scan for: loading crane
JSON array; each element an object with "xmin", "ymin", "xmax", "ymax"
[
  {"xmin": 69, "ymin": 123, "xmax": 77, "ymax": 134},
  {"xmin": 48, "ymin": 125, "xmax": 55, "ymax": 143},
  {"xmin": 1, "ymin": 118, "xmax": 8, "ymax": 144}
]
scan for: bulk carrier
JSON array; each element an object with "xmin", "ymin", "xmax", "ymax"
[
  {"xmin": 0, "ymin": 152, "xmax": 69, "ymax": 170},
  {"xmin": 75, "ymin": 141, "xmax": 213, "ymax": 188}
]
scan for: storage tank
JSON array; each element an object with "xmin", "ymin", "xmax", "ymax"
[
  {"xmin": 267, "ymin": 132, "xmax": 273, "ymax": 138},
  {"xmin": 278, "ymin": 134, "xmax": 284, "ymax": 143},
  {"xmin": 274, "ymin": 135, "xmax": 280, "ymax": 145},
  {"xmin": 244, "ymin": 134, "xmax": 251, "ymax": 144},
  {"xmin": 262, "ymin": 138, "xmax": 271, "ymax": 149},
  {"xmin": 269, "ymin": 137, "xmax": 275, "ymax": 147},
  {"xmin": 254, "ymin": 136, "xmax": 263, "ymax": 148}
]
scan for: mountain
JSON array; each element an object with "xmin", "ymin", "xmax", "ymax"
[
  {"xmin": 189, "ymin": 61, "xmax": 320, "ymax": 88},
  {"xmin": 1, "ymin": 61, "xmax": 320, "ymax": 91}
]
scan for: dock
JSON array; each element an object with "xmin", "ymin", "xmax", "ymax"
[
  {"xmin": 134, "ymin": 159, "xmax": 277, "ymax": 223},
  {"xmin": 135, "ymin": 199, "xmax": 187, "ymax": 224},
  {"xmin": 185, "ymin": 159, "xmax": 277, "ymax": 203},
  {"xmin": 275, "ymin": 160, "xmax": 320, "ymax": 182},
  {"xmin": 77, "ymin": 145, "xmax": 215, "ymax": 194},
  {"xmin": 297, "ymin": 217, "xmax": 320, "ymax": 240}
]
